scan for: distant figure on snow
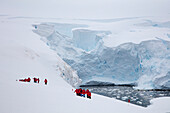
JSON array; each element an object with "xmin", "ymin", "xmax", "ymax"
[
  {"xmin": 26, "ymin": 77, "xmax": 31, "ymax": 82},
  {"xmin": 74, "ymin": 89, "xmax": 79, "ymax": 96},
  {"xmin": 86, "ymin": 89, "xmax": 91, "ymax": 99},
  {"xmin": 44, "ymin": 79, "xmax": 48, "ymax": 85},
  {"xmin": 19, "ymin": 77, "xmax": 31, "ymax": 82},
  {"xmin": 82, "ymin": 89, "xmax": 86, "ymax": 97},
  {"xmin": 33, "ymin": 77, "xmax": 38, "ymax": 83},
  {"xmin": 74, "ymin": 88, "xmax": 91, "ymax": 99}
]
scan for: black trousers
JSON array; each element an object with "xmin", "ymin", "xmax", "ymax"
[{"xmin": 87, "ymin": 95, "xmax": 91, "ymax": 99}]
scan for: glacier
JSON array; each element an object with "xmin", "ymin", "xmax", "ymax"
[
  {"xmin": 72, "ymin": 29, "xmax": 111, "ymax": 51},
  {"xmin": 33, "ymin": 23, "xmax": 170, "ymax": 89},
  {"xmin": 154, "ymin": 71, "xmax": 170, "ymax": 89}
]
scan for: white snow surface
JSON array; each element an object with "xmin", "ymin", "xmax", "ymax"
[{"xmin": 1, "ymin": 16, "xmax": 170, "ymax": 113}]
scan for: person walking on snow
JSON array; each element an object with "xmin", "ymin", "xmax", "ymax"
[
  {"xmin": 82, "ymin": 89, "xmax": 86, "ymax": 97},
  {"xmin": 33, "ymin": 77, "xmax": 37, "ymax": 83},
  {"xmin": 26, "ymin": 77, "xmax": 31, "ymax": 82},
  {"xmin": 19, "ymin": 77, "xmax": 30, "ymax": 82},
  {"xmin": 86, "ymin": 89, "xmax": 91, "ymax": 99},
  {"xmin": 44, "ymin": 79, "xmax": 47, "ymax": 85}
]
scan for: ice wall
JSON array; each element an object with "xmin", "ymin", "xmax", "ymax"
[
  {"xmin": 154, "ymin": 71, "xmax": 170, "ymax": 89},
  {"xmin": 33, "ymin": 23, "xmax": 170, "ymax": 89},
  {"xmin": 72, "ymin": 29, "xmax": 111, "ymax": 51},
  {"xmin": 33, "ymin": 23, "xmax": 88, "ymax": 38}
]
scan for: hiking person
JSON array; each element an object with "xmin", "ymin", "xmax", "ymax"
[
  {"xmin": 87, "ymin": 91, "xmax": 91, "ymax": 99},
  {"xmin": 86, "ymin": 89, "xmax": 89, "ymax": 94},
  {"xmin": 25, "ymin": 77, "xmax": 31, "ymax": 82},
  {"xmin": 44, "ymin": 79, "xmax": 47, "ymax": 85},
  {"xmin": 33, "ymin": 77, "xmax": 37, "ymax": 83},
  {"xmin": 86, "ymin": 89, "xmax": 91, "ymax": 99},
  {"xmin": 82, "ymin": 89, "xmax": 86, "ymax": 97},
  {"xmin": 19, "ymin": 78, "xmax": 30, "ymax": 82}
]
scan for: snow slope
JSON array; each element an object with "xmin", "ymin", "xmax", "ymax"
[{"xmin": 1, "ymin": 16, "xmax": 170, "ymax": 113}]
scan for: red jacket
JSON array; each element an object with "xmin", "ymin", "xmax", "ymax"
[
  {"xmin": 86, "ymin": 89, "xmax": 91, "ymax": 96},
  {"xmin": 74, "ymin": 89, "xmax": 79, "ymax": 93},
  {"xmin": 79, "ymin": 89, "xmax": 82, "ymax": 94},
  {"xmin": 25, "ymin": 78, "xmax": 31, "ymax": 82},
  {"xmin": 82, "ymin": 89, "xmax": 86, "ymax": 95},
  {"xmin": 28, "ymin": 78, "xmax": 31, "ymax": 82},
  {"xmin": 86, "ymin": 89, "xmax": 90, "ymax": 94},
  {"xmin": 87, "ymin": 92, "xmax": 91, "ymax": 96},
  {"xmin": 44, "ymin": 79, "xmax": 47, "ymax": 83},
  {"xmin": 33, "ymin": 78, "xmax": 38, "ymax": 82}
]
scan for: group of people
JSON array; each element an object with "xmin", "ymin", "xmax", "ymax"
[
  {"xmin": 74, "ymin": 88, "xmax": 91, "ymax": 99},
  {"xmin": 18, "ymin": 77, "xmax": 48, "ymax": 85}
]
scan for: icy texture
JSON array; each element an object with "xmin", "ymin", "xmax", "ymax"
[
  {"xmin": 136, "ymin": 20, "xmax": 170, "ymax": 28},
  {"xmin": 45, "ymin": 23, "xmax": 88, "ymax": 37},
  {"xmin": 33, "ymin": 24, "xmax": 82, "ymax": 87},
  {"xmin": 56, "ymin": 59, "xmax": 82, "ymax": 87},
  {"xmin": 33, "ymin": 23, "xmax": 170, "ymax": 89},
  {"xmin": 72, "ymin": 29, "xmax": 111, "ymax": 51},
  {"xmin": 167, "ymin": 34, "xmax": 170, "ymax": 38},
  {"xmin": 154, "ymin": 72, "xmax": 170, "ymax": 89}
]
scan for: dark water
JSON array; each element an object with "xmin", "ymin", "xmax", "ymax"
[{"xmin": 82, "ymin": 86, "xmax": 170, "ymax": 107}]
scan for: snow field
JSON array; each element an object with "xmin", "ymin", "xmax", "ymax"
[{"xmin": 0, "ymin": 16, "xmax": 170, "ymax": 113}]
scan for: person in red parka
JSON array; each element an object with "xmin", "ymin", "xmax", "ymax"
[
  {"xmin": 44, "ymin": 79, "xmax": 47, "ymax": 85},
  {"xmin": 86, "ymin": 89, "xmax": 91, "ymax": 99},
  {"xmin": 82, "ymin": 89, "xmax": 86, "ymax": 97},
  {"xmin": 25, "ymin": 77, "xmax": 31, "ymax": 82},
  {"xmin": 19, "ymin": 77, "xmax": 30, "ymax": 82},
  {"xmin": 86, "ymin": 89, "xmax": 89, "ymax": 94},
  {"xmin": 33, "ymin": 77, "xmax": 38, "ymax": 83}
]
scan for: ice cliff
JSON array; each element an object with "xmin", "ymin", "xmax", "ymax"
[
  {"xmin": 33, "ymin": 23, "xmax": 170, "ymax": 89},
  {"xmin": 72, "ymin": 29, "xmax": 111, "ymax": 51}
]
